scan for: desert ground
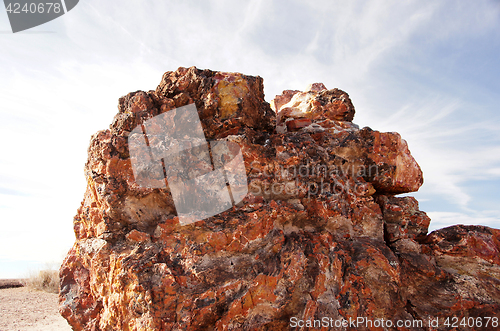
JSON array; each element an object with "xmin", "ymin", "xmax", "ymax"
[{"xmin": 0, "ymin": 280, "xmax": 72, "ymax": 331}]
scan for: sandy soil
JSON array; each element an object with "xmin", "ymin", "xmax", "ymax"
[{"xmin": 0, "ymin": 285, "xmax": 72, "ymax": 331}]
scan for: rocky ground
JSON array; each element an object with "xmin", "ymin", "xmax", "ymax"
[{"xmin": 0, "ymin": 284, "xmax": 71, "ymax": 331}]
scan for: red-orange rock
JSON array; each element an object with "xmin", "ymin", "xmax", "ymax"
[
  {"xmin": 286, "ymin": 118, "xmax": 312, "ymax": 131},
  {"xmin": 126, "ymin": 229, "xmax": 150, "ymax": 242},
  {"xmin": 274, "ymin": 85, "xmax": 356, "ymax": 133},
  {"xmin": 155, "ymin": 67, "xmax": 275, "ymax": 140},
  {"xmin": 398, "ymin": 225, "xmax": 500, "ymax": 326},
  {"xmin": 377, "ymin": 195, "xmax": 431, "ymax": 244},
  {"xmin": 60, "ymin": 67, "xmax": 500, "ymax": 331}
]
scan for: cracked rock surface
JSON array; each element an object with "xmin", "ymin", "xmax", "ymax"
[{"xmin": 60, "ymin": 67, "xmax": 500, "ymax": 331}]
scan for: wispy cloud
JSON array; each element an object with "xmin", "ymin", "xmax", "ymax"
[{"xmin": 370, "ymin": 95, "xmax": 500, "ymax": 211}]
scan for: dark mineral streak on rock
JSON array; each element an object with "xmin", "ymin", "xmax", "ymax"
[{"xmin": 60, "ymin": 67, "xmax": 500, "ymax": 331}]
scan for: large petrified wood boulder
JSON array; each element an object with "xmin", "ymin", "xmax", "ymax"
[{"xmin": 60, "ymin": 67, "xmax": 500, "ymax": 331}]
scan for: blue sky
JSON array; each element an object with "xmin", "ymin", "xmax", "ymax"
[{"xmin": 1, "ymin": 0, "xmax": 499, "ymax": 278}]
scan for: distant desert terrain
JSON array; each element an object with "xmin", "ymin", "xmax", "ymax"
[{"xmin": 0, "ymin": 280, "xmax": 71, "ymax": 331}]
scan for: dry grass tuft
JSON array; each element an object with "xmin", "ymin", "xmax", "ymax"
[{"xmin": 24, "ymin": 269, "xmax": 59, "ymax": 294}]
